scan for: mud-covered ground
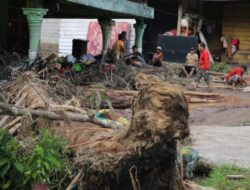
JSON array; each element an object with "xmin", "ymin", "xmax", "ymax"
[{"xmin": 189, "ymin": 88, "xmax": 250, "ymax": 167}]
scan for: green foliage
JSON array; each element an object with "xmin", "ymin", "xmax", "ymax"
[
  {"xmin": 0, "ymin": 129, "xmax": 25, "ymax": 189},
  {"xmin": 210, "ymin": 62, "xmax": 229, "ymax": 73},
  {"xmin": 0, "ymin": 128, "xmax": 72, "ymax": 189},
  {"xmin": 25, "ymin": 129, "xmax": 68, "ymax": 185},
  {"xmin": 201, "ymin": 165, "xmax": 250, "ymax": 190}
]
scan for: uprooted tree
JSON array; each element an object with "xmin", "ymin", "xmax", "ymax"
[{"xmin": 71, "ymin": 78, "xmax": 190, "ymax": 190}]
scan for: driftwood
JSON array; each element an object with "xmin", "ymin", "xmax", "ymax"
[{"xmin": 0, "ymin": 102, "xmax": 123, "ymax": 129}]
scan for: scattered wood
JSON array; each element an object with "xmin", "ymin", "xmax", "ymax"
[
  {"xmin": 9, "ymin": 123, "xmax": 22, "ymax": 135},
  {"xmin": 209, "ymin": 71, "xmax": 226, "ymax": 76},
  {"xmin": 3, "ymin": 116, "xmax": 22, "ymax": 129},
  {"xmin": 101, "ymin": 89, "xmax": 225, "ymax": 108}
]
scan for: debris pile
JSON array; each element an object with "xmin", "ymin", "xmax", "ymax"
[{"xmin": 0, "ymin": 57, "xmax": 221, "ymax": 189}]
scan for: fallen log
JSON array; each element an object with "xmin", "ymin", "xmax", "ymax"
[
  {"xmin": 0, "ymin": 102, "xmax": 124, "ymax": 129},
  {"xmin": 184, "ymin": 91, "xmax": 223, "ymax": 97},
  {"xmin": 0, "ymin": 93, "xmax": 27, "ymax": 127}
]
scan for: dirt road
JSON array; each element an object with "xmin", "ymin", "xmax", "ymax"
[{"xmin": 189, "ymin": 89, "xmax": 250, "ymax": 167}]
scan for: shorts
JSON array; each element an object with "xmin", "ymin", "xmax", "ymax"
[
  {"xmin": 196, "ymin": 69, "xmax": 210, "ymax": 84},
  {"xmin": 154, "ymin": 60, "xmax": 162, "ymax": 67},
  {"xmin": 185, "ymin": 65, "xmax": 196, "ymax": 73},
  {"xmin": 226, "ymin": 75, "xmax": 240, "ymax": 85}
]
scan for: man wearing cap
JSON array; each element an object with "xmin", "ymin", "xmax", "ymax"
[
  {"xmin": 184, "ymin": 47, "xmax": 198, "ymax": 78},
  {"xmin": 225, "ymin": 65, "xmax": 248, "ymax": 90},
  {"xmin": 193, "ymin": 42, "xmax": 211, "ymax": 91},
  {"xmin": 153, "ymin": 46, "xmax": 164, "ymax": 67}
]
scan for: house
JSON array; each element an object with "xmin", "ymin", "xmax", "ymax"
[
  {"xmin": 0, "ymin": 0, "xmax": 154, "ymax": 62},
  {"xmin": 40, "ymin": 18, "xmax": 136, "ymax": 57}
]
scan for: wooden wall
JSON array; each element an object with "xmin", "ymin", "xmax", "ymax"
[{"xmin": 223, "ymin": 3, "xmax": 250, "ymax": 63}]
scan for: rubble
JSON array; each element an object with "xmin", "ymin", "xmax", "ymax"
[{"xmin": 0, "ymin": 55, "xmax": 225, "ymax": 189}]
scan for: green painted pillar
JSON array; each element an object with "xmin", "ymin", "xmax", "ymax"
[
  {"xmin": 98, "ymin": 18, "xmax": 115, "ymax": 54},
  {"xmin": 22, "ymin": 8, "xmax": 47, "ymax": 63},
  {"xmin": 134, "ymin": 19, "xmax": 147, "ymax": 52}
]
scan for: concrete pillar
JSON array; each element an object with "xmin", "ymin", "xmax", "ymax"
[
  {"xmin": 98, "ymin": 18, "xmax": 115, "ymax": 54},
  {"xmin": 22, "ymin": 8, "xmax": 47, "ymax": 63},
  {"xmin": 134, "ymin": 19, "xmax": 147, "ymax": 52}
]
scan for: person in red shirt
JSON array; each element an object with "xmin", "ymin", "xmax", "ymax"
[
  {"xmin": 225, "ymin": 65, "xmax": 247, "ymax": 90},
  {"xmin": 193, "ymin": 42, "xmax": 211, "ymax": 91}
]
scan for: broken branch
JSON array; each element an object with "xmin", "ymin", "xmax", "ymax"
[{"xmin": 0, "ymin": 102, "xmax": 123, "ymax": 129}]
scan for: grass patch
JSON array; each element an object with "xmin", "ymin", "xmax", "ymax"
[{"xmin": 200, "ymin": 165, "xmax": 250, "ymax": 190}]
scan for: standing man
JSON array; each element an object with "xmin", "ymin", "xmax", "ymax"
[{"xmin": 193, "ymin": 42, "xmax": 211, "ymax": 91}]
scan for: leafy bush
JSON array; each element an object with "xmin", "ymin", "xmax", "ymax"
[
  {"xmin": 0, "ymin": 129, "xmax": 24, "ymax": 189},
  {"xmin": 25, "ymin": 129, "xmax": 69, "ymax": 187},
  {"xmin": 0, "ymin": 129, "xmax": 72, "ymax": 189},
  {"xmin": 201, "ymin": 165, "xmax": 250, "ymax": 190},
  {"xmin": 210, "ymin": 62, "xmax": 229, "ymax": 73}
]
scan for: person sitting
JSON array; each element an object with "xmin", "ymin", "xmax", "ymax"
[
  {"xmin": 131, "ymin": 45, "xmax": 147, "ymax": 67},
  {"xmin": 184, "ymin": 47, "xmax": 198, "ymax": 78},
  {"xmin": 112, "ymin": 34, "xmax": 125, "ymax": 60},
  {"xmin": 153, "ymin": 46, "xmax": 164, "ymax": 67},
  {"xmin": 225, "ymin": 64, "xmax": 248, "ymax": 90}
]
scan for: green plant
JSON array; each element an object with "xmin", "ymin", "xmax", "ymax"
[
  {"xmin": 0, "ymin": 128, "xmax": 73, "ymax": 189},
  {"xmin": 25, "ymin": 129, "xmax": 68, "ymax": 186},
  {"xmin": 201, "ymin": 165, "xmax": 250, "ymax": 190},
  {"xmin": 0, "ymin": 129, "xmax": 25, "ymax": 189},
  {"xmin": 210, "ymin": 62, "xmax": 229, "ymax": 73}
]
